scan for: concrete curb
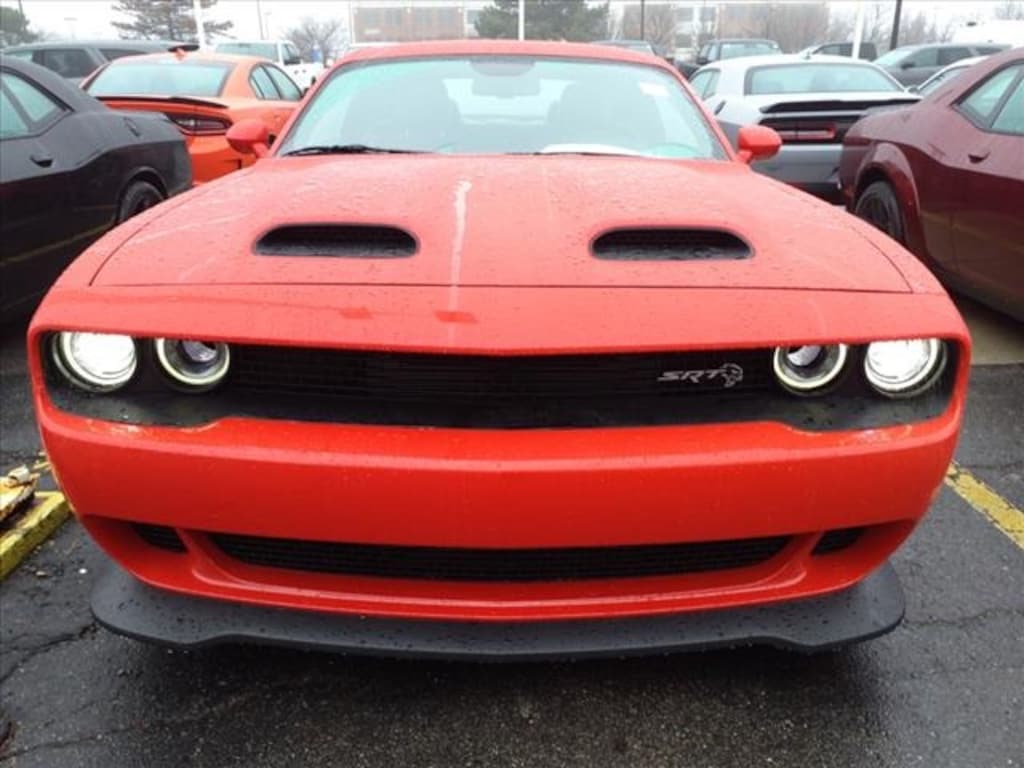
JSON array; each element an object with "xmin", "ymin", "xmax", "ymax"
[{"xmin": 0, "ymin": 492, "xmax": 70, "ymax": 580}]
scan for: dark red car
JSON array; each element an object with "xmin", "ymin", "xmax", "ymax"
[{"xmin": 840, "ymin": 48, "xmax": 1024, "ymax": 321}]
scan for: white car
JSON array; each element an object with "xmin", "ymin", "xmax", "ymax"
[
  {"xmin": 913, "ymin": 55, "xmax": 987, "ymax": 95},
  {"xmin": 215, "ymin": 40, "xmax": 324, "ymax": 87},
  {"xmin": 689, "ymin": 54, "xmax": 918, "ymax": 202}
]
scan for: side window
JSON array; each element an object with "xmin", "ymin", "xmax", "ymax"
[
  {"xmin": 689, "ymin": 70, "xmax": 711, "ymax": 96},
  {"xmin": 284, "ymin": 43, "xmax": 301, "ymax": 64},
  {"xmin": 991, "ymin": 74, "xmax": 1024, "ymax": 135},
  {"xmin": 904, "ymin": 47, "xmax": 939, "ymax": 68},
  {"xmin": 937, "ymin": 47, "xmax": 971, "ymax": 66},
  {"xmin": 820, "ymin": 44, "xmax": 841, "ymax": 56},
  {"xmin": 39, "ymin": 48, "xmax": 96, "ymax": 79},
  {"xmin": 249, "ymin": 66, "xmax": 279, "ymax": 100},
  {"xmin": 959, "ymin": 65, "xmax": 1023, "ymax": 128},
  {"xmin": 1, "ymin": 71, "xmax": 65, "ymax": 128},
  {"xmin": 698, "ymin": 44, "xmax": 711, "ymax": 62},
  {"xmin": 265, "ymin": 65, "xmax": 302, "ymax": 101},
  {"xmin": 976, "ymin": 46, "xmax": 1005, "ymax": 55},
  {"xmin": 5, "ymin": 50, "xmax": 34, "ymax": 61},
  {"xmin": 0, "ymin": 79, "xmax": 30, "ymax": 138}
]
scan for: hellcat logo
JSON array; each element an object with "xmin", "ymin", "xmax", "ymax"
[{"xmin": 657, "ymin": 363, "xmax": 744, "ymax": 388}]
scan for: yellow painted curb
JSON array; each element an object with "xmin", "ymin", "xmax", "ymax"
[
  {"xmin": 0, "ymin": 492, "xmax": 71, "ymax": 580},
  {"xmin": 945, "ymin": 463, "xmax": 1024, "ymax": 551}
]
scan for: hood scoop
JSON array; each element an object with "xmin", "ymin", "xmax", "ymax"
[
  {"xmin": 255, "ymin": 225, "xmax": 417, "ymax": 258},
  {"xmin": 592, "ymin": 229, "xmax": 751, "ymax": 262}
]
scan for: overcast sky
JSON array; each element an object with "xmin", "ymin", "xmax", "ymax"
[{"xmin": 2, "ymin": 0, "xmax": 1011, "ymax": 43}]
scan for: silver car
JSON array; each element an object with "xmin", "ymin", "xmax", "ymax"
[{"xmin": 689, "ymin": 55, "xmax": 918, "ymax": 202}]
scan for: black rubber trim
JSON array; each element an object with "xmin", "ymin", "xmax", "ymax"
[{"xmin": 91, "ymin": 562, "xmax": 905, "ymax": 660}]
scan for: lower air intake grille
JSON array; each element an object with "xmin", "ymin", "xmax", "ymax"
[
  {"xmin": 208, "ymin": 533, "xmax": 792, "ymax": 582},
  {"xmin": 812, "ymin": 527, "xmax": 864, "ymax": 555},
  {"xmin": 134, "ymin": 523, "xmax": 186, "ymax": 553}
]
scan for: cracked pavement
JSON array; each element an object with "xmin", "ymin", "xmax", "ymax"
[{"xmin": 2, "ymin": 318, "xmax": 1023, "ymax": 767}]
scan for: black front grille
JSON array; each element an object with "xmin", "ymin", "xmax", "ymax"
[
  {"xmin": 209, "ymin": 533, "xmax": 792, "ymax": 582},
  {"xmin": 228, "ymin": 347, "xmax": 773, "ymax": 401}
]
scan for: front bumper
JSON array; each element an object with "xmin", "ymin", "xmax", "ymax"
[{"xmin": 93, "ymin": 560, "xmax": 906, "ymax": 659}]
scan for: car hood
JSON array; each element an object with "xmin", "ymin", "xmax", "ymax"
[{"xmin": 92, "ymin": 155, "xmax": 910, "ymax": 292}]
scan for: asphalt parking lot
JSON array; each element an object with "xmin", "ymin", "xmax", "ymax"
[{"xmin": 1, "ymin": 298, "xmax": 1022, "ymax": 768}]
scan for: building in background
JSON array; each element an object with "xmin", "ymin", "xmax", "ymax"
[{"xmin": 349, "ymin": 0, "xmax": 490, "ymax": 44}]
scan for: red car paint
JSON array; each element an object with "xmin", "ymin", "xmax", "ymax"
[
  {"xmin": 30, "ymin": 40, "xmax": 969, "ymax": 630},
  {"xmin": 840, "ymin": 48, "xmax": 1024, "ymax": 321}
]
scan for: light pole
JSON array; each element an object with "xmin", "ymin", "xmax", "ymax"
[
  {"xmin": 256, "ymin": 0, "xmax": 265, "ymax": 40},
  {"xmin": 640, "ymin": 0, "xmax": 645, "ymax": 41},
  {"xmin": 890, "ymin": 0, "xmax": 904, "ymax": 51},
  {"xmin": 518, "ymin": 0, "xmax": 525, "ymax": 40}
]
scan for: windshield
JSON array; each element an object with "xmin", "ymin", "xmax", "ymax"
[
  {"xmin": 720, "ymin": 42, "xmax": 780, "ymax": 59},
  {"xmin": 87, "ymin": 60, "xmax": 233, "ymax": 97},
  {"xmin": 278, "ymin": 56, "xmax": 727, "ymax": 159},
  {"xmin": 216, "ymin": 42, "xmax": 278, "ymax": 60},
  {"xmin": 746, "ymin": 63, "xmax": 901, "ymax": 94},
  {"xmin": 874, "ymin": 48, "xmax": 911, "ymax": 67}
]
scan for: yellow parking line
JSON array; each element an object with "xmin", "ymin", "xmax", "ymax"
[
  {"xmin": 945, "ymin": 463, "xmax": 1024, "ymax": 550},
  {"xmin": 0, "ymin": 492, "xmax": 71, "ymax": 580}
]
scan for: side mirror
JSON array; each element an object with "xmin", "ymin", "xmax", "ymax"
[
  {"xmin": 696, "ymin": 56, "xmax": 709, "ymax": 65},
  {"xmin": 284, "ymin": 56, "xmax": 301, "ymax": 66},
  {"xmin": 908, "ymin": 84, "xmax": 920, "ymax": 94},
  {"xmin": 227, "ymin": 119, "xmax": 271, "ymax": 158},
  {"xmin": 900, "ymin": 60, "xmax": 914, "ymax": 70},
  {"xmin": 736, "ymin": 125, "xmax": 781, "ymax": 163}
]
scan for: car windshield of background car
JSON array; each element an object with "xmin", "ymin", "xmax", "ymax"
[
  {"xmin": 747, "ymin": 64, "xmax": 901, "ymax": 94},
  {"xmin": 86, "ymin": 60, "xmax": 234, "ymax": 97},
  {"xmin": 278, "ymin": 56, "xmax": 727, "ymax": 159}
]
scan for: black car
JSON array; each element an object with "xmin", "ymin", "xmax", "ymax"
[
  {"xmin": 676, "ymin": 38, "xmax": 782, "ymax": 78},
  {"xmin": 874, "ymin": 42, "xmax": 1009, "ymax": 86},
  {"xmin": 2, "ymin": 40, "xmax": 196, "ymax": 83},
  {"xmin": 1, "ymin": 56, "xmax": 192, "ymax": 321}
]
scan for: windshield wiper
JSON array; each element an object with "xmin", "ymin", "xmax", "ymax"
[{"xmin": 282, "ymin": 144, "xmax": 426, "ymax": 157}]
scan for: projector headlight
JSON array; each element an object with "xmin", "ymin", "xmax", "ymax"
[
  {"xmin": 773, "ymin": 344, "xmax": 848, "ymax": 394},
  {"xmin": 155, "ymin": 338, "xmax": 230, "ymax": 389},
  {"xmin": 864, "ymin": 338, "xmax": 945, "ymax": 397},
  {"xmin": 53, "ymin": 332, "xmax": 137, "ymax": 392}
]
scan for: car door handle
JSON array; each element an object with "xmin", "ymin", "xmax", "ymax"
[
  {"xmin": 30, "ymin": 152, "xmax": 53, "ymax": 168},
  {"xmin": 968, "ymin": 149, "xmax": 990, "ymax": 163}
]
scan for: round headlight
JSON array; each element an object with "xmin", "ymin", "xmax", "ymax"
[
  {"xmin": 773, "ymin": 344, "xmax": 848, "ymax": 394},
  {"xmin": 154, "ymin": 338, "xmax": 230, "ymax": 388},
  {"xmin": 864, "ymin": 338, "xmax": 944, "ymax": 396},
  {"xmin": 53, "ymin": 332, "xmax": 137, "ymax": 392}
]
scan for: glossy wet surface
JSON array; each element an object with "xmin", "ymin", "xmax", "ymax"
[{"xmin": 2, "ymin": 306, "xmax": 1022, "ymax": 767}]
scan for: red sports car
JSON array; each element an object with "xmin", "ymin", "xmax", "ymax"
[
  {"xmin": 30, "ymin": 41, "xmax": 969, "ymax": 659},
  {"xmin": 841, "ymin": 48, "xmax": 1024, "ymax": 321}
]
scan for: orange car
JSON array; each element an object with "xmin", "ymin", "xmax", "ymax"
[{"xmin": 82, "ymin": 52, "xmax": 302, "ymax": 182}]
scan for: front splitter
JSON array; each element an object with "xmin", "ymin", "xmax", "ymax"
[{"xmin": 92, "ymin": 563, "xmax": 905, "ymax": 660}]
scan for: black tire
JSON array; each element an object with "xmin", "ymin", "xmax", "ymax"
[
  {"xmin": 117, "ymin": 180, "xmax": 164, "ymax": 223},
  {"xmin": 854, "ymin": 180, "xmax": 905, "ymax": 244}
]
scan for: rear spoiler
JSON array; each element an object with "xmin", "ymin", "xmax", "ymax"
[
  {"xmin": 94, "ymin": 95, "xmax": 229, "ymax": 109},
  {"xmin": 760, "ymin": 98, "xmax": 919, "ymax": 114}
]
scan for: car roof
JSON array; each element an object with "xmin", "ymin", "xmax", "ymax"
[
  {"xmin": 2, "ymin": 39, "xmax": 189, "ymax": 52},
  {"xmin": 702, "ymin": 53, "xmax": 869, "ymax": 71},
  {"xmin": 101, "ymin": 51, "xmax": 265, "ymax": 66},
  {"xmin": 0, "ymin": 54, "xmax": 104, "ymax": 110},
  {"xmin": 337, "ymin": 38, "xmax": 676, "ymax": 69}
]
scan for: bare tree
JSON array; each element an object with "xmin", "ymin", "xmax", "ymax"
[
  {"xmin": 621, "ymin": 2, "xmax": 677, "ymax": 50},
  {"xmin": 285, "ymin": 16, "xmax": 345, "ymax": 61},
  {"xmin": 995, "ymin": 1, "xmax": 1024, "ymax": 20},
  {"xmin": 720, "ymin": 2, "xmax": 829, "ymax": 52},
  {"xmin": 898, "ymin": 11, "xmax": 955, "ymax": 45}
]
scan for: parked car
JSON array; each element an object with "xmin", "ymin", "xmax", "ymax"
[
  {"xmin": 874, "ymin": 42, "xmax": 1008, "ymax": 87},
  {"xmin": 214, "ymin": 40, "xmax": 324, "ymax": 87},
  {"xmin": 690, "ymin": 55, "xmax": 918, "ymax": 201},
  {"xmin": 0, "ymin": 56, "xmax": 190, "ymax": 321},
  {"xmin": 913, "ymin": 55, "xmax": 986, "ymax": 95},
  {"xmin": 799, "ymin": 41, "xmax": 878, "ymax": 60},
  {"xmin": 841, "ymin": 48, "xmax": 1024, "ymax": 321},
  {"xmin": 676, "ymin": 38, "xmax": 781, "ymax": 78},
  {"xmin": 1, "ymin": 40, "xmax": 195, "ymax": 84},
  {"xmin": 82, "ymin": 51, "xmax": 303, "ymax": 183},
  {"xmin": 31, "ymin": 40, "xmax": 968, "ymax": 658},
  {"xmin": 593, "ymin": 40, "xmax": 658, "ymax": 56}
]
